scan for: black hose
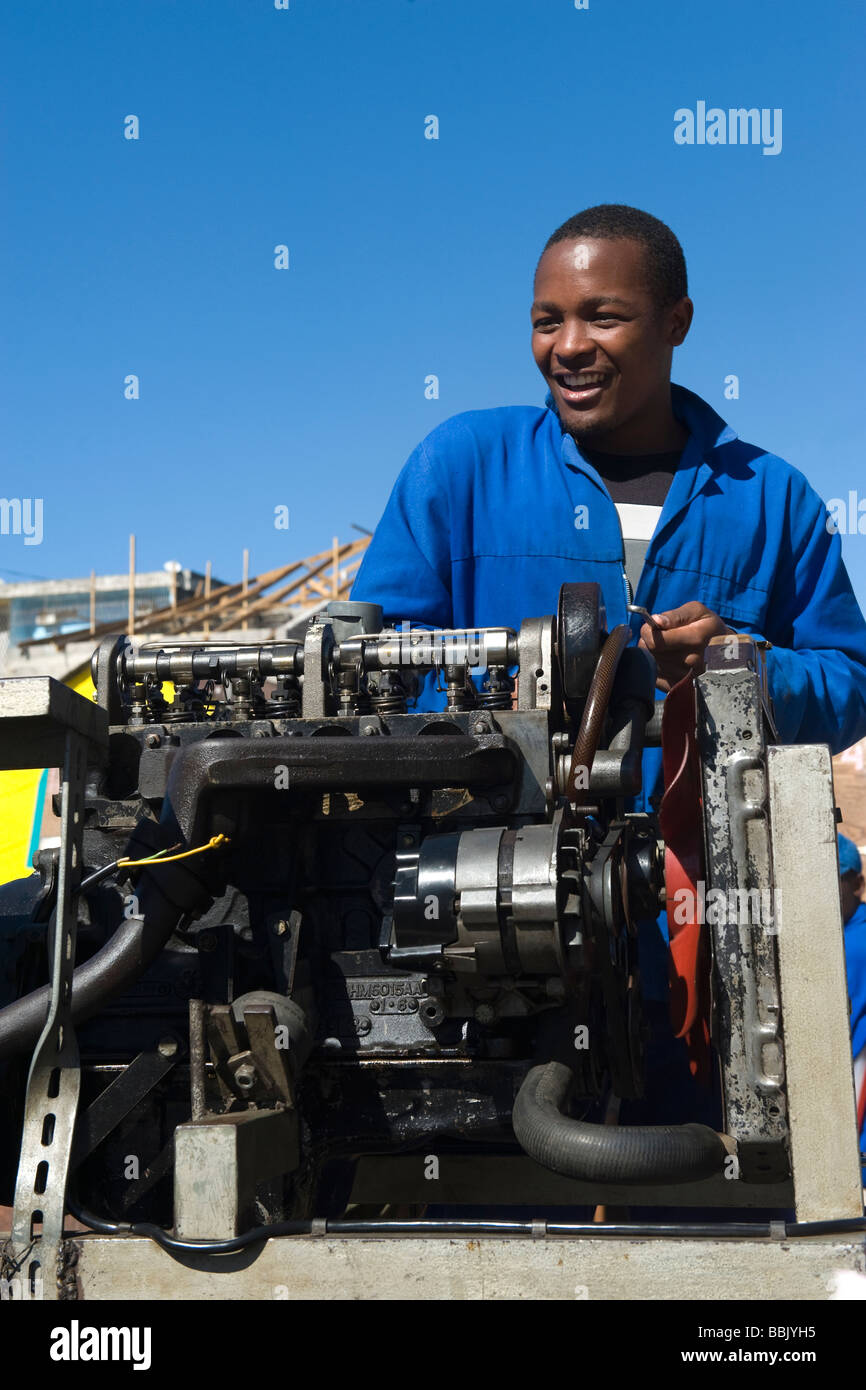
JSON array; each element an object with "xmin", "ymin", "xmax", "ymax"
[
  {"xmin": 512, "ymin": 1061, "xmax": 729, "ymax": 1185},
  {"xmin": 0, "ymin": 857, "xmax": 213, "ymax": 1062}
]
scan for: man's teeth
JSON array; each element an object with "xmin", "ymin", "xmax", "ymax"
[{"xmin": 561, "ymin": 374, "xmax": 606, "ymax": 389}]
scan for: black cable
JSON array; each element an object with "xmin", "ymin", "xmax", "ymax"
[
  {"xmin": 785, "ymin": 1218, "xmax": 866, "ymax": 1238},
  {"xmin": 64, "ymin": 1195, "xmax": 866, "ymax": 1256},
  {"xmin": 79, "ymin": 861, "xmax": 125, "ymax": 893},
  {"xmin": 129, "ymin": 1220, "xmax": 313, "ymax": 1254},
  {"xmin": 67, "ymin": 1196, "xmax": 128, "ymax": 1236},
  {"xmin": 79, "ymin": 844, "xmax": 185, "ymax": 894},
  {"xmin": 65, "ymin": 1192, "xmax": 313, "ymax": 1254}
]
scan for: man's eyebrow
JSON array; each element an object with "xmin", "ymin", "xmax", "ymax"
[{"xmin": 531, "ymin": 295, "xmax": 636, "ymax": 312}]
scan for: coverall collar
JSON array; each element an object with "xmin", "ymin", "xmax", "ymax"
[
  {"xmin": 546, "ymin": 382, "xmax": 740, "ymax": 537},
  {"xmin": 544, "ymin": 382, "xmax": 737, "ymax": 468}
]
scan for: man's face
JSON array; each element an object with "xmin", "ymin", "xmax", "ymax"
[{"xmin": 531, "ymin": 237, "xmax": 692, "ymax": 448}]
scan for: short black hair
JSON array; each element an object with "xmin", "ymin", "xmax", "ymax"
[{"xmin": 538, "ymin": 204, "xmax": 688, "ymax": 310}]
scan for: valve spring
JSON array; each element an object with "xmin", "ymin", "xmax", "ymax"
[
  {"xmin": 226, "ymin": 674, "xmax": 268, "ymax": 721},
  {"xmin": 163, "ymin": 686, "xmax": 206, "ymax": 722},
  {"xmin": 476, "ymin": 689, "xmax": 512, "ymax": 710},
  {"xmin": 476, "ymin": 665, "xmax": 514, "ymax": 710},
  {"xmin": 265, "ymin": 697, "xmax": 301, "ymax": 717},
  {"xmin": 265, "ymin": 677, "xmax": 301, "ymax": 718},
  {"xmin": 370, "ymin": 672, "xmax": 408, "ymax": 715},
  {"xmin": 370, "ymin": 691, "xmax": 406, "ymax": 715}
]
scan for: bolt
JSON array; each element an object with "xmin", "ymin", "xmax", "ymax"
[
  {"xmin": 197, "ymin": 931, "xmax": 218, "ymax": 953},
  {"xmin": 474, "ymin": 1003, "xmax": 495, "ymax": 1025},
  {"xmin": 491, "ymin": 793, "xmax": 509, "ymax": 812},
  {"xmin": 234, "ymin": 1063, "xmax": 257, "ymax": 1091},
  {"xmin": 355, "ymin": 1017, "xmax": 372, "ymax": 1035},
  {"xmin": 361, "ymin": 725, "xmax": 377, "ymax": 736},
  {"xmin": 473, "ymin": 720, "xmax": 487, "ymax": 735},
  {"xmin": 158, "ymin": 1036, "xmax": 178, "ymax": 1058},
  {"xmin": 145, "ymin": 733, "xmax": 161, "ymax": 748},
  {"xmin": 274, "ymin": 919, "xmax": 288, "ymax": 936},
  {"xmin": 402, "ymin": 834, "xmax": 415, "ymax": 847}
]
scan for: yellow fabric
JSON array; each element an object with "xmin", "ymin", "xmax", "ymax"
[
  {"xmin": 0, "ymin": 663, "xmax": 95, "ymax": 885},
  {"xmin": 0, "ymin": 768, "xmax": 46, "ymax": 884}
]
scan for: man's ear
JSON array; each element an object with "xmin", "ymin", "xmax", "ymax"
[{"xmin": 668, "ymin": 296, "xmax": 693, "ymax": 347}]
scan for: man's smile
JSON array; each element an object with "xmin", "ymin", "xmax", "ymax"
[{"xmin": 552, "ymin": 369, "xmax": 613, "ymax": 407}]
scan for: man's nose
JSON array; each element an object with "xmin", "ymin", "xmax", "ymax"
[{"xmin": 554, "ymin": 319, "xmax": 595, "ymax": 360}]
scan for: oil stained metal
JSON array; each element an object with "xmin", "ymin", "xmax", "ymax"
[{"xmin": 696, "ymin": 648, "xmax": 788, "ymax": 1182}]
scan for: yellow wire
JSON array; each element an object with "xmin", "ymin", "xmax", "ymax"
[{"xmin": 117, "ymin": 833, "xmax": 230, "ymax": 870}]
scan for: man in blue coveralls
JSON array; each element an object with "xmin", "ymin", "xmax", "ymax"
[
  {"xmin": 839, "ymin": 833, "xmax": 866, "ymax": 1178},
  {"xmin": 351, "ymin": 204, "xmax": 866, "ymax": 1155}
]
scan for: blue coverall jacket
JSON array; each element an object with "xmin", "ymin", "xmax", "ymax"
[
  {"xmin": 844, "ymin": 899, "xmax": 866, "ymax": 1167},
  {"xmin": 353, "ymin": 383, "xmax": 866, "ymax": 759}
]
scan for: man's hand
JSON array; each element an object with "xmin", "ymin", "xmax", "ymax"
[{"xmin": 637, "ymin": 601, "xmax": 734, "ymax": 693}]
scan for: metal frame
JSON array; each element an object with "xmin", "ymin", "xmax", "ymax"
[
  {"xmin": 67, "ymin": 1230, "xmax": 866, "ymax": 1301},
  {"xmin": 767, "ymin": 744, "xmax": 864, "ymax": 1222}
]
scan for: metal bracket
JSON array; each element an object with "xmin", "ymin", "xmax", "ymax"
[
  {"xmin": 9, "ymin": 730, "xmax": 87, "ymax": 1300},
  {"xmin": 174, "ymin": 1109, "xmax": 299, "ymax": 1239},
  {"xmin": 0, "ymin": 678, "xmax": 107, "ymax": 1301}
]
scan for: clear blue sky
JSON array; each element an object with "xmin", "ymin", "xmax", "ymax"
[{"xmin": 2, "ymin": 0, "xmax": 865, "ymax": 609}]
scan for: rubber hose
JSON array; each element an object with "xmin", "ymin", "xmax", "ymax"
[
  {"xmin": 512, "ymin": 1061, "xmax": 729, "ymax": 1185},
  {"xmin": 566, "ymin": 624, "xmax": 631, "ymax": 803},
  {"xmin": 0, "ymin": 862, "xmax": 212, "ymax": 1062}
]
